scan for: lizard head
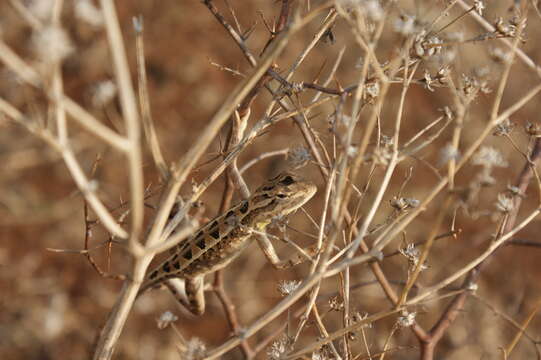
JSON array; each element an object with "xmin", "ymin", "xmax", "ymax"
[{"xmin": 248, "ymin": 172, "xmax": 317, "ymax": 226}]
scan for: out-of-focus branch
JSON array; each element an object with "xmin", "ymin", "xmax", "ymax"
[
  {"xmin": 0, "ymin": 98, "xmax": 128, "ymax": 239},
  {"xmin": 92, "ymin": 9, "xmax": 308, "ymax": 360},
  {"xmin": 134, "ymin": 16, "xmax": 170, "ymax": 181},
  {"xmin": 100, "ymin": 0, "xmax": 144, "ymax": 252},
  {"xmin": 0, "ymin": 40, "xmax": 131, "ymax": 151}
]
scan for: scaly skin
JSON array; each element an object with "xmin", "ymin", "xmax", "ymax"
[{"xmin": 138, "ymin": 172, "xmax": 316, "ymax": 314}]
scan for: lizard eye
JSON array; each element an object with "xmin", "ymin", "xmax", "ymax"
[
  {"xmin": 276, "ymin": 194, "xmax": 287, "ymax": 199},
  {"xmin": 280, "ymin": 175, "xmax": 294, "ymax": 185}
]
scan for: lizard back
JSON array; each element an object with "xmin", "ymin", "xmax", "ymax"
[{"xmin": 140, "ymin": 172, "xmax": 317, "ymax": 291}]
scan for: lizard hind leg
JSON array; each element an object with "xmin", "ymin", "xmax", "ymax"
[{"xmin": 164, "ymin": 276, "xmax": 206, "ymax": 316}]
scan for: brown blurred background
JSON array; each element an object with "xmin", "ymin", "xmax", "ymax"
[{"xmin": 1, "ymin": 0, "xmax": 541, "ymax": 359}]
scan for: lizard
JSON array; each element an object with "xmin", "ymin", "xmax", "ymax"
[{"xmin": 138, "ymin": 172, "xmax": 317, "ymax": 315}]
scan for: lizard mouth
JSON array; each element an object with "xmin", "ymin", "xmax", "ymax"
[{"xmin": 283, "ymin": 184, "xmax": 317, "ymax": 214}]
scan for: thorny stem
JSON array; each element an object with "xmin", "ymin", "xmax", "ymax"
[
  {"xmin": 210, "ymin": 68, "xmax": 259, "ymax": 358},
  {"xmin": 92, "ymin": 5, "xmax": 309, "ymax": 360},
  {"xmin": 100, "ymin": 0, "xmax": 145, "ymax": 254},
  {"xmin": 411, "ymin": 16, "xmax": 533, "ymax": 359}
]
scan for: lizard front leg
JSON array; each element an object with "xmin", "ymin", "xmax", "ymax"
[{"xmin": 255, "ymin": 233, "xmax": 319, "ymax": 270}]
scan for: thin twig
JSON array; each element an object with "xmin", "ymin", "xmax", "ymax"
[{"xmin": 134, "ymin": 16, "xmax": 169, "ymax": 181}]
